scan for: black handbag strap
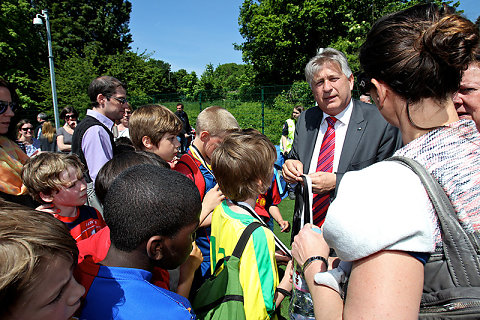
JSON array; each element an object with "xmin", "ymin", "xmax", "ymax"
[
  {"xmin": 232, "ymin": 222, "xmax": 262, "ymax": 258},
  {"xmin": 388, "ymin": 156, "xmax": 480, "ymax": 286}
]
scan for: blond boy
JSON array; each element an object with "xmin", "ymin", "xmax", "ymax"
[
  {"xmin": 22, "ymin": 152, "xmax": 105, "ymax": 241},
  {"xmin": 0, "ymin": 201, "xmax": 85, "ymax": 320},
  {"xmin": 210, "ymin": 129, "xmax": 282, "ymax": 319},
  {"xmin": 129, "ymin": 104, "xmax": 182, "ymax": 163}
]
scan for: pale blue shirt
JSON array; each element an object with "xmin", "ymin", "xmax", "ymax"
[{"xmin": 82, "ymin": 109, "xmax": 114, "ymax": 182}]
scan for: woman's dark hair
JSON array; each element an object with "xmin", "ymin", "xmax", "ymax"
[
  {"xmin": 359, "ymin": 3, "xmax": 479, "ymax": 103},
  {"xmin": 0, "ymin": 79, "xmax": 20, "ymax": 140},
  {"xmin": 59, "ymin": 106, "xmax": 78, "ymax": 120},
  {"xmin": 0, "ymin": 79, "xmax": 20, "ymax": 104}
]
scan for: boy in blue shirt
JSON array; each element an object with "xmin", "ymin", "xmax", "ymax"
[{"xmin": 76, "ymin": 164, "xmax": 201, "ymax": 319}]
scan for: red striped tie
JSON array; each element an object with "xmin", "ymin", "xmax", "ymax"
[{"xmin": 312, "ymin": 116, "xmax": 336, "ymax": 227}]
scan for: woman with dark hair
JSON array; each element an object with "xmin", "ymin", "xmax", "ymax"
[
  {"xmin": 57, "ymin": 106, "xmax": 78, "ymax": 152},
  {"xmin": 16, "ymin": 119, "xmax": 41, "ymax": 157},
  {"xmin": 292, "ymin": 4, "xmax": 480, "ymax": 319},
  {"xmin": 0, "ymin": 79, "xmax": 33, "ymax": 206}
]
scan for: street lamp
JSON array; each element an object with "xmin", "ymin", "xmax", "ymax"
[{"xmin": 33, "ymin": 9, "xmax": 60, "ymax": 129}]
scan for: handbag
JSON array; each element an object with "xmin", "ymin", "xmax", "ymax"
[
  {"xmin": 388, "ymin": 156, "xmax": 480, "ymax": 319},
  {"xmin": 192, "ymin": 222, "xmax": 261, "ymax": 320}
]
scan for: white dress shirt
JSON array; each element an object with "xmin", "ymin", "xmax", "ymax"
[{"xmin": 308, "ymin": 99, "xmax": 354, "ymax": 174}]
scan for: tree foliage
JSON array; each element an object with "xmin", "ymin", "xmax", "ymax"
[{"xmin": 237, "ymin": 0, "xmax": 451, "ymax": 85}]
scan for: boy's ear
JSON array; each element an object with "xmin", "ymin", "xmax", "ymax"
[
  {"xmin": 141, "ymin": 136, "xmax": 154, "ymax": 150},
  {"xmin": 39, "ymin": 191, "xmax": 54, "ymax": 203},
  {"xmin": 146, "ymin": 235, "xmax": 165, "ymax": 261},
  {"xmin": 199, "ymin": 131, "xmax": 210, "ymax": 142}
]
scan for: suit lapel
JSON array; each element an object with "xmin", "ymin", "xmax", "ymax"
[
  {"xmin": 303, "ymin": 107, "xmax": 323, "ymax": 173},
  {"xmin": 338, "ymin": 100, "xmax": 367, "ymax": 173}
]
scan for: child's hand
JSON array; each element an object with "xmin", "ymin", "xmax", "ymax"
[
  {"xmin": 199, "ymin": 184, "xmax": 225, "ymax": 227},
  {"xmin": 275, "ymin": 250, "xmax": 291, "ymax": 266},
  {"xmin": 35, "ymin": 203, "xmax": 60, "ymax": 214},
  {"xmin": 279, "ymin": 260, "xmax": 294, "ymax": 289},
  {"xmin": 203, "ymin": 184, "xmax": 224, "ymax": 213},
  {"xmin": 279, "ymin": 220, "xmax": 291, "ymax": 233},
  {"xmin": 180, "ymin": 242, "xmax": 203, "ymax": 275}
]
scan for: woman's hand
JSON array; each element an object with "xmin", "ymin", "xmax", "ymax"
[{"xmin": 292, "ymin": 224, "xmax": 330, "ymax": 267}]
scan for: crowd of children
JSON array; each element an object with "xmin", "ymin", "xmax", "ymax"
[{"xmin": 0, "ymin": 98, "xmax": 293, "ymax": 319}]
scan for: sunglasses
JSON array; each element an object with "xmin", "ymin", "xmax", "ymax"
[
  {"xmin": 0, "ymin": 100, "xmax": 18, "ymax": 115},
  {"xmin": 65, "ymin": 114, "xmax": 77, "ymax": 120},
  {"xmin": 21, "ymin": 127, "xmax": 34, "ymax": 132},
  {"xmin": 357, "ymin": 72, "xmax": 373, "ymax": 96},
  {"xmin": 109, "ymin": 96, "xmax": 128, "ymax": 105}
]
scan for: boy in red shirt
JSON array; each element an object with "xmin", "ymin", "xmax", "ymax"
[{"xmin": 22, "ymin": 152, "xmax": 105, "ymax": 241}]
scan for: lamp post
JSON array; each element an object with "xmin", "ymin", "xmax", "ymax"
[{"xmin": 33, "ymin": 9, "xmax": 60, "ymax": 129}]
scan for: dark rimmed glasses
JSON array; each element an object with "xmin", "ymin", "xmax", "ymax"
[
  {"xmin": 21, "ymin": 127, "xmax": 34, "ymax": 132},
  {"xmin": 109, "ymin": 96, "xmax": 128, "ymax": 105},
  {"xmin": 0, "ymin": 100, "xmax": 18, "ymax": 115},
  {"xmin": 65, "ymin": 114, "xmax": 77, "ymax": 120}
]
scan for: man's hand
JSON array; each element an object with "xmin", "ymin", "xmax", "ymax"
[
  {"xmin": 308, "ymin": 171, "xmax": 336, "ymax": 194},
  {"xmin": 282, "ymin": 159, "xmax": 303, "ymax": 184}
]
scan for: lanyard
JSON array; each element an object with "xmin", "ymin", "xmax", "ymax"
[
  {"xmin": 190, "ymin": 143, "xmax": 215, "ymax": 178},
  {"xmin": 231, "ymin": 200, "xmax": 291, "ymax": 258}
]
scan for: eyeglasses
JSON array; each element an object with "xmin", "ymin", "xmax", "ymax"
[
  {"xmin": 65, "ymin": 114, "xmax": 77, "ymax": 120},
  {"xmin": 21, "ymin": 127, "xmax": 34, "ymax": 132},
  {"xmin": 0, "ymin": 100, "xmax": 18, "ymax": 115},
  {"xmin": 109, "ymin": 96, "xmax": 128, "ymax": 105},
  {"xmin": 357, "ymin": 72, "xmax": 373, "ymax": 96}
]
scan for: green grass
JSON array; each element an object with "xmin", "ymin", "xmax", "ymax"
[{"xmin": 273, "ymin": 197, "xmax": 295, "ymax": 319}]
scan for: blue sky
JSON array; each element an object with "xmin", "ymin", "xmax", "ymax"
[{"xmin": 129, "ymin": 0, "xmax": 480, "ymax": 77}]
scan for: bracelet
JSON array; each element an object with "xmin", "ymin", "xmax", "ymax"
[
  {"xmin": 275, "ymin": 287, "xmax": 292, "ymax": 297},
  {"xmin": 302, "ymin": 255, "xmax": 328, "ymax": 274}
]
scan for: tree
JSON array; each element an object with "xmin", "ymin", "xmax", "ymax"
[
  {"xmin": 237, "ymin": 0, "xmax": 448, "ymax": 85},
  {"xmin": 32, "ymin": 0, "xmax": 132, "ymax": 61},
  {"xmin": 1, "ymin": 0, "xmax": 133, "ymax": 115},
  {"xmin": 0, "ymin": 0, "xmax": 48, "ymax": 109}
]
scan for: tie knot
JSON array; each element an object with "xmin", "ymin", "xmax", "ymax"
[{"xmin": 326, "ymin": 117, "xmax": 337, "ymax": 127}]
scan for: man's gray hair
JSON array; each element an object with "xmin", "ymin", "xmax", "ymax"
[
  {"xmin": 305, "ymin": 48, "xmax": 353, "ymax": 87},
  {"xmin": 37, "ymin": 112, "xmax": 48, "ymax": 121}
]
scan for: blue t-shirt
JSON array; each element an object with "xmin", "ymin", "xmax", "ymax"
[{"xmin": 80, "ymin": 265, "xmax": 195, "ymax": 320}]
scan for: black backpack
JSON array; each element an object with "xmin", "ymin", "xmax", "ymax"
[{"xmin": 388, "ymin": 156, "xmax": 480, "ymax": 319}]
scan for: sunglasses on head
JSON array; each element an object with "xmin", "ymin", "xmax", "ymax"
[
  {"xmin": 0, "ymin": 100, "xmax": 18, "ymax": 115},
  {"xmin": 357, "ymin": 72, "xmax": 373, "ymax": 96}
]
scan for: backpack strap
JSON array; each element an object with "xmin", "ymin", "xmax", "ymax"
[
  {"xmin": 175, "ymin": 153, "xmax": 206, "ymax": 200},
  {"xmin": 387, "ymin": 156, "xmax": 480, "ymax": 286},
  {"xmin": 232, "ymin": 222, "xmax": 262, "ymax": 259},
  {"xmin": 212, "ymin": 222, "xmax": 262, "ymax": 275}
]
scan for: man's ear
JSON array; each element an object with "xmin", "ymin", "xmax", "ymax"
[
  {"xmin": 96, "ymin": 93, "xmax": 107, "ymax": 107},
  {"xmin": 39, "ymin": 191, "xmax": 54, "ymax": 203},
  {"xmin": 141, "ymin": 136, "xmax": 153, "ymax": 150},
  {"xmin": 146, "ymin": 235, "xmax": 165, "ymax": 261},
  {"xmin": 348, "ymin": 74, "xmax": 355, "ymax": 91}
]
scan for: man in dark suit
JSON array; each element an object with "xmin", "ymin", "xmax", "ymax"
[{"xmin": 283, "ymin": 48, "xmax": 402, "ymax": 238}]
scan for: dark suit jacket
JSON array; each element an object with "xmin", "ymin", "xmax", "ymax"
[{"xmin": 289, "ymin": 99, "xmax": 402, "ymax": 238}]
